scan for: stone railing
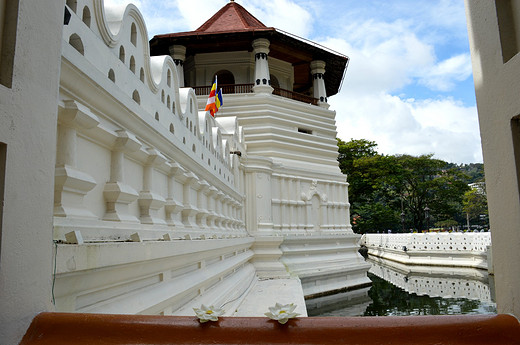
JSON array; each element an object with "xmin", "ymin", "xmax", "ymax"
[{"xmin": 361, "ymin": 232, "xmax": 491, "ymax": 252}]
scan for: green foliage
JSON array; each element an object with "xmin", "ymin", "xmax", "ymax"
[
  {"xmin": 338, "ymin": 138, "xmax": 479, "ymax": 233},
  {"xmin": 434, "ymin": 219, "xmax": 459, "ymax": 229},
  {"xmin": 463, "ymin": 186, "xmax": 488, "ymax": 224}
]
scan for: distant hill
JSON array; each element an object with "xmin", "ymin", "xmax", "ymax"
[{"xmin": 445, "ymin": 163, "xmax": 485, "ymax": 184}]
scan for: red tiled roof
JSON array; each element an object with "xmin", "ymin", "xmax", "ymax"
[{"xmin": 195, "ymin": 1, "xmax": 266, "ymax": 33}]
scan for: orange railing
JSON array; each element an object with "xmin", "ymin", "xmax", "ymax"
[{"xmin": 192, "ymin": 84, "xmax": 319, "ymax": 106}]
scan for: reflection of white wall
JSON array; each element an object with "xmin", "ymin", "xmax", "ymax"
[
  {"xmin": 363, "ymin": 233, "xmax": 491, "ymax": 270},
  {"xmin": 369, "ymin": 257, "xmax": 494, "ymax": 303}
]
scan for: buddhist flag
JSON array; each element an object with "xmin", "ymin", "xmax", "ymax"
[
  {"xmin": 204, "ymin": 77, "xmax": 218, "ymax": 116},
  {"xmin": 216, "ymin": 89, "xmax": 223, "ymax": 112}
]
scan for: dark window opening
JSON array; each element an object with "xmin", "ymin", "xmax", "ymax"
[{"xmin": 298, "ymin": 128, "xmax": 313, "ymax": 135}]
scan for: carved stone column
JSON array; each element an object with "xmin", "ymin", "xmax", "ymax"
[
  {"xmin": 103, "ymin": 130, "xmax": 140, "ymax": 222},
  {"xmin": 165, "ymin": 162, "xmax": 185, "ymax": 228},
  {"xmin": 310, "ymin": 60, "xmax": 329, "ymax": 108},
  {"xmin": 54, "ymin": 100, "xmax": 98, "ymax": 219},
  {"xmin": 181, "ymin": 172, "xmax": 199, "ymax": 229},
  {"xmin": 138, "ymin": 148, "xmax": 167, "ymax": 225},
  {"xmin": 252, "ymin": 38, "xmax": 273, "ymax": 94},
  {"xmin": 196, "ymin": 180, "xmax": 210, "ymax": 230},
  {"xmin": 206, "ymin": 186, "xmax": 218, "ymax": 229}
]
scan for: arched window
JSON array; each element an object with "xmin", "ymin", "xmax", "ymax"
[
  {"xmin": 132, "ymin": 90, "xmax": 140, "ymax": 104},
  {"xmin": 130, "ymin": 23, "xmax": 137, "ymax": 46},
  {"xmin": 167, "ymin": 69, "xmax": 171, "ymax": 87},
  {"xmin": 69, "ymin": 34, "xmax": 84, "ymax": 55},
  {"xmin": 169, "ymin": 124, "xmax": 174, "ymax": 133},
  {"xmin": 140, "ymin": 68, "xmax": 144, "ymax": 82},
  {"xmin": 130, "ymin": 56, "xmax": 136, "ymax": 73},
  {"xmin": 119, "ymin": 46, "xmax": 125, "ymax": 63},
  {"xmin": 167, "ymin": 95, "xmax": 171, "ymax": 109},
  {"xmin": 82, "ymin": 6, "xmax": 91, "ymax": 27},
  {"xmin": 108, "ymin": 69, "xmax": 115, "ymax": 82},
  {"xmin": 155, "ymin": 112, "xmax": 159, "ymax": 121},
  {"xmin": 214, "ymin": 70, "xmax": 235, "ymax": 94}
]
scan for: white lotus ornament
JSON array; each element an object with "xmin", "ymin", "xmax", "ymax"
[
  {"xmin": 193, "ymin": 304, "xmax": 224, "ymax": 323},
  {"xmin": 265, "ymin": 303, "xmax": 300, "ymax": 324}
]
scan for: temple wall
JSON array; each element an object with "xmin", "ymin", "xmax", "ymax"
[{"xmin": 54, "ymin": 0, "xmax": 253, "ymax": 315}]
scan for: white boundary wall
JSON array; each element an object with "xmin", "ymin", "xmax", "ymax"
[{"xmin": 362, "ymin": 233, "xmax": 492, "ymax": 270}]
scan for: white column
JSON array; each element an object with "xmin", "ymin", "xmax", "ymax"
[
  {"xmin": 310, "ymin": 60, "xmax": 329, "ymax": 108},
  {"xmin": 138, "ymin": 148, "xmax": 167, "ymax": 225},
  {"xmin": 103, "ymin": 130, "xmax": 140, "ymax": 222},
  {"xmin": 169, "ymin": 45, "xmax": 186, "ymax": 87},
  {"xmin": 181, "ymin": 172, "xmax": 199, "ymax": 229},
  {"xmin": 252, "ymin": 38, "xmax": 273, "ymax": 94},
  {"xmin": 206, "ymin": 186, "xmax": 218, "ymax": 229},
  {"xmin": 165, "ymin": 162, "xmax": 185, "ymax": 228},
  {"xmin": 196, "ymin": 180, "xmax": 210, "ymax": 230},
  {"xmin": 54, "ymin": 100, "xmax": 99, "ymax": 219}
]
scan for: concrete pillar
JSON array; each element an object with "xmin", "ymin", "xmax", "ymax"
[
  {"xmin": 54, "ymin": 101, "xmax": 98, "ymax": 219},
  {"xmin": 252, "ymin": 38, "xmax": 273, "ymax": 94},
  {"xmin": 138, "ymin": 148, "xmax": 167, "ymax": 225},
  {"xmin": 165, "ymin": 162, "xmax": 184, "ymax": 228},
  {"xmin": 103, "ymin": 130, "xmax": 140, "ymax": 222},
  {"xmin": 310, "ymin": 60, "xmax": 329, "ymax": 108},
  {"xmin": 169, "ymin": 45, "xmax": 186, "ymax": 87}
]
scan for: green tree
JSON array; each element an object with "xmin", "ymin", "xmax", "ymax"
[
  {"xmin": 398, "ymin": 154, "xmax": 470, "ymax": 230},
  {"xmin": 337, "ymin": 139, "xmax": 471, "ymax": 233},
  {"xmin": 463, "ymin": 184, "xmax": 488, "ymax": 225}
]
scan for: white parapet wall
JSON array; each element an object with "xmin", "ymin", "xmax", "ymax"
[
  {"xmin": 361, "ymin": 232, "xmax": 492, "ymax": 270},
  {"xmin": 55, "ymin": 0, "xmax": 253, "ymax": 315}
]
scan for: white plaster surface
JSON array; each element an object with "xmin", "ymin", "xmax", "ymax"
[{"xmin": 232, "ymin": 278, "xmax": 308, "ymax": 317}]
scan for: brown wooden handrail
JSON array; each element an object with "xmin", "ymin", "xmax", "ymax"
[
  {"xmin": 192, "ymin": 84, "xmax": 319, "ymax": 106},
  {"xmin": 20, "ymin": 312, "xmax": 520, "ymax": 345},
  {"xmin": 273, "ymin": 87, "xmax": 319, "ymax": 105},
  {"xmin": 193, "ymin": 84, "xmax": 254, "ymax": 96}
]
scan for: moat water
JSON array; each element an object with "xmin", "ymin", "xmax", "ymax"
[{"xmin": 307, "ymin": 257, "xmax": 497, "ymax": 317}]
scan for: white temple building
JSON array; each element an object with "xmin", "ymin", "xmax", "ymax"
[{"xmin": 0, "ymin": 1, "xmax": 370, "ymax": 340}]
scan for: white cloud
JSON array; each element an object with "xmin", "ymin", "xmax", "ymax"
[
  {"xmin": 417, "ymin": 54, "xmax": 473, "ymax": 91},
  {"xmin": 240, "ymin": 0, "xmax": 313, "ymax": 37},
  {"xmin": 175, "ymin": 0, "xmax": 226, "ymax": 30},
  {"xmin": 332, "ymin": 93, "xmax": 482, "ymax": 163}
]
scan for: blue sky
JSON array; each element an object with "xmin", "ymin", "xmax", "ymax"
[{"xmin": 106, "ymin": 0, "xmax": 481, "ymax": 163}]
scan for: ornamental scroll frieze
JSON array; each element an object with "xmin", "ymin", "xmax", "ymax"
[{"xmin": 300, "ymin": 179, "xmax": 327, "ymax": 202}]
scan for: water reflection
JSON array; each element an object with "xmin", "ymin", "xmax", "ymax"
[{"xmin": 307, "ymin": 257, "xmax": 496, "ymax": 317}]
